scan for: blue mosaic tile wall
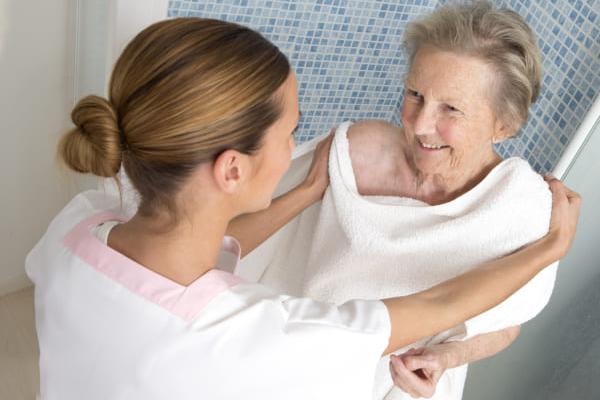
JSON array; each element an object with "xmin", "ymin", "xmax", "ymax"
[{"xmin": 168, "ymin": 0, "xmax": 600, "ymax": 173}]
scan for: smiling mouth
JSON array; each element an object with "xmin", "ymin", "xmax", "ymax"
[{"xmin": 417, "ymin": 138, "xmax": 450, "ymax": 151}]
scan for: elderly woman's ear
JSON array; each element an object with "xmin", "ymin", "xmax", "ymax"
[{"xmin": 492, "ymin": 118, "xmax": 517, "ymax": 144}]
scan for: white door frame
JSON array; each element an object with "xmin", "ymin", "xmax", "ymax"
[{"xmin": 71, "ymin": 0, "xmax": 169, "ymax": 103}]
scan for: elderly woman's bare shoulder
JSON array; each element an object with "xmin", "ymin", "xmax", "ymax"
[
  {"xmin": 346, "ymin": 120, "xmax": 410, "ymax": 196},
  {"xmin": 347, "ymin": 120, "xmax": 405, "ymax": 161},
  {"xmin": 347, "ymin": 119, "xmax": 403, "ymax": 144}
]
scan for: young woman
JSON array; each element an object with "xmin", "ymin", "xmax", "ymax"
[{"xmin": 26, "ymin": 18, "xmax": 580, "ymax": 400}]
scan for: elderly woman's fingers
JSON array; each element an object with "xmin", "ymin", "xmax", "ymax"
[
  {"xmin": 390, "ymin": 355, "xmax": 436, "ymax": 398},
  {"xmin": 402, "ymin": 347, "xmax": 424, "ymax": 356},
  {"xmin": 389, "ymin": 356, "xmax": 422, "ymax": 398},
  {"xmin": 389, "ymin": 360, "xmax": 418, "ymax": 398},
  {"xmin": 402, "ymin": 354, "xmax": 442, "ymax": 373}
]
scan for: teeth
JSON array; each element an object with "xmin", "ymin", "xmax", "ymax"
[{"xmin": 420, "ymin": 141, "xmax": 446, "ymax": 149}]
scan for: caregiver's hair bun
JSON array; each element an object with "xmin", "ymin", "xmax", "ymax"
[{"xmin": 59, "ymin": 95, "xmax": 122, "ymax": 177}]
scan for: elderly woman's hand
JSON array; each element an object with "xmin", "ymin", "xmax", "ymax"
[
  {"xmin": 544, "ymin": 176, "xmax": 581, "ymax": 259},
  {"xmin": 389, "ymin": 345, "xmax": 454, "ymax": 399},
  {"xmin": 301, "ymin": 129, "xmax": 335, "ymax": 201}
]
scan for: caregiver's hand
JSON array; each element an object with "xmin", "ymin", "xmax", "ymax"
[
  {"xmin": 544, "ymin": 176, "xmax": 581, "ymax": 259},
  {"xmin": 226, "ymin": 129, "xmax": 335, "ymax": 258},
  {"xmin": 389, "ymin": 346, "xmax": 449, "ymax": 399},
  {"xmin": 301, "ymin": 130, "xmax": 335, "ymax": 201}
]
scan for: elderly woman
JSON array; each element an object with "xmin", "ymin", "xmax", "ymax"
[{"xmin": 235, "ymin": 2, "xmax": 556, "ymax": 399}]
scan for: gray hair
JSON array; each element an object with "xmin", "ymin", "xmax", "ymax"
[{"xmin": 404, "ymin": 0, "xmax": 542, "ymax": 136}]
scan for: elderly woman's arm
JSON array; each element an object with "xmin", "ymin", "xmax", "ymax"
[
  {"xmin": 389, "ymin": 326, "xmax": 521, "ymax": 398},
  {"xmin": 226, "ymin": 134, "xmax": 333, "ymax": 257},
  {"xmin": 438, "ymin": 325, "xmax": 521, "ymax": 368}
]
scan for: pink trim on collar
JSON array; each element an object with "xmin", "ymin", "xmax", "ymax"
[{"xmin": 63, "ymin": 211, "xmax": 244, "ymax": 322}]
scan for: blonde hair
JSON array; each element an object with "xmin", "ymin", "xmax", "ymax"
[
  {"xmin": 404, "ymin": 0, "xmax": 542, "ymax": 135},
  {"xmin": 59, "ymin": 18, "xmax": 290, "ymax": 217}
]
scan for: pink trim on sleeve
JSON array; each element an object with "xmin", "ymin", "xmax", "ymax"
[{"xmin": 63, "ymin": 212, "xmax": 244, "ymax": 322}]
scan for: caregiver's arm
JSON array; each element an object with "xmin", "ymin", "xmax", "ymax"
[
  {"xmin": 381, "ymin": 179, "xmax": 580, "ymax": 355},
  {"xmin": 227, "ymin": 134, "xmax": 334, "ymax": 257}
]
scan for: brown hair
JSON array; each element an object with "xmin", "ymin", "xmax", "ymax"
[
  {"xmin": 59, "ymin": 18, "xmax": 290, "ymax": 217},
  {"xmin": 404, "ymin": 0, "xmax": 542, "ymax": 135}
]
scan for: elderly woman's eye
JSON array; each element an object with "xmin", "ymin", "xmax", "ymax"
[
  {"xmin": 445, "ymin": 104, "xmax": 460, "ymax": 113},
  {"xmin": 407, "ymin": 89, "xmax": 423, "ymax": 99}
]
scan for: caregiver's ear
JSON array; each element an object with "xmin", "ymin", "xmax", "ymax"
[{"xmin": 212, "ymin": 149, "xmax": 250, "ymax": 193}]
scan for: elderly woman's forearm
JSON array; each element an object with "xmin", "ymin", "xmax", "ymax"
[
  {"xmin": 382, "ymin": 237, "xmax": 556, "ymax": 355},
  {"xmin": 444, "ymin": 326, "xmax": 521, "ymax": 369}
]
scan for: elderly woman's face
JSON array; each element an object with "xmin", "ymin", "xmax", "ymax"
[{"xmin": 401, "ymin": 46, "xmax": 507, "ymax": 177}]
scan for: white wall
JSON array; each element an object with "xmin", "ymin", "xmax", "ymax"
[
  {"xmin": 464, "ymin": 110, "xmax": 600, "ymax": 399},
  {"xmin": 0, "ymin": 0, "xmax": 168, "ymax": 296},
  {"xmin": 0, "ymin": 0, "xmax": 86, "ymax": 295},
  {"xmin": 74, "ymin": 0, "xmax": 111, "ymax": 98}
]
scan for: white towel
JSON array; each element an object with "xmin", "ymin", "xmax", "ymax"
[{"xmin": 239, "ymin": 121, "xmax": 558, "ymax": 400}]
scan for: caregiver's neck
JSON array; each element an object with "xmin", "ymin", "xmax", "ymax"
[
  {"xmin": 411, "ymin": 150, "xmax": 503, "ymax": 206},
  {"xmin": 108, "ymin": 165, "xmax": 236, "ymax": 287}
]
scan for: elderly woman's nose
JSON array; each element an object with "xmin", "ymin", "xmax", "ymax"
[{"xmin": 413, "ymin": 106, "xmax": 437, "ymax": 136}]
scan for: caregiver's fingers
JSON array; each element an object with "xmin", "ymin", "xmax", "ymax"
[
  {"xmin": 311, "ymin": 130, "xmax": 334, "ymax": 165},
  {"xmin": 563, "ymin": 184, "xmax": 582, "ymax": 204},
  {"xmin": 302, "ymin": 130, "xmax": 335, "ymax": 199},
  {"xmin": 544, "ymin": 175, "xmax": 581, "ymax": 201},
  {"xmin": 545, "ymin": 176, "xmax": 581, "ymax": 258},
  {"xmin": 390, "ymin": 355, "xmax": 435, "ymax": 398},
  {"xmin": 547, "ymin": 177, "xmax": 581, "ymax": 218},
  {"xmin": 317, "ymin": 129, "xmax": 335, "ymax": 152}
]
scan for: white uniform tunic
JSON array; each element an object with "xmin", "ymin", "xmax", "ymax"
[{"xmin": 26, "ymin": 190, "xmax": 391, "ymax": 400}]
